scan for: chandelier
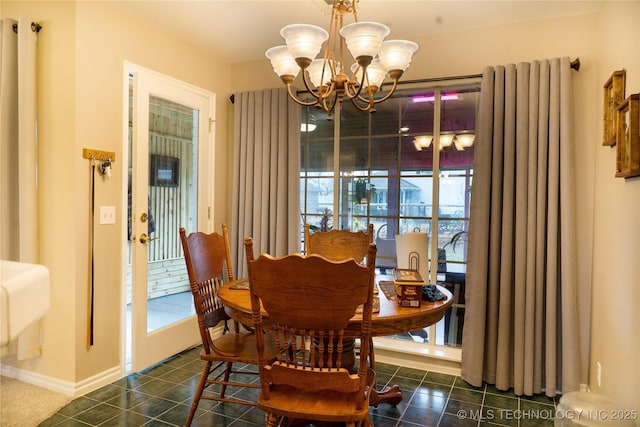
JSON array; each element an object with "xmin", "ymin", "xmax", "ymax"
[{"xmin": 265, "ymin": 0, "xmax": 419, "ymax": 120}]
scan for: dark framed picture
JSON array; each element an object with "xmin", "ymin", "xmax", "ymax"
[
  {"xmin": 615, "ymin": 93, "xmax": 640, "ymax": 178},
  {"xmin": 150, "ymin": 155, "xmax": 179, "ymax": 187},
  {"xmin": 603, "ymin": 70, "xmax": 626, "ymax": 146}
]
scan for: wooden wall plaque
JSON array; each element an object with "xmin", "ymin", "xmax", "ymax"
[
  {"xmin": 615, "ymin": 93, "xmax": 640, "ymax": 178},
  {"xmin": 603, "ymin": 70, "xmax": 626, "ymax": 146}
]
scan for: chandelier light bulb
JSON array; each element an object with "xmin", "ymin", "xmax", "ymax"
[
  {"xmin": 440, "ymin": 134, "xmax": 455, "ymax": 147},
  {"xmin": 413, "ymin": 135, "xmax": 433, "ymax": 148},
  {"xmin": 339, "ymin": 21, "xmax": 390, "ymax": 61},
  {"xmin": 352, "ymin": 60, "xmax": 386, "ymax": 90},
  {"xmin": 280, "ymin": 24, "xmax": 328, "ymax": 61},
  {"xmin": 265, "ymin": 46, "xmax": 300, "ymax": 78},
  {"xmin": 456, "ymin": 134, "xmax": 476, "ymax": 147},
  {"xmin": 301, "ymin": 122, "xmax": 317, "ymax": 132},
  {"xmin": 308, "ymin": 59, "xmax": 338, "ymax": 87},
  {"xmin": 379, "ymin": 40, "xmax": 419, "ymax": 72},
  {"xmin": 413, "ymin": 135, "xmax": 432, "ymax": 152}
]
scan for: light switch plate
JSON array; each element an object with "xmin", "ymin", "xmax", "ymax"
[{"xmin": 100, "ymin": 206, "xmax": 116, "ymax": 224}]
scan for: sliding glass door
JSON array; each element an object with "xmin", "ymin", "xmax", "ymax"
[{"xmin": 300, "ymin": 82, "xmax": 479, "ymax": 352}]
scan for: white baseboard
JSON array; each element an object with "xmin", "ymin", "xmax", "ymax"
[
  {"xmin": 1, "ymin": 363, "xmax": 122, "ymax": 398},
  {"xmin": 372, "ymin": 337, "xmax": 462, "ymax": 376}
]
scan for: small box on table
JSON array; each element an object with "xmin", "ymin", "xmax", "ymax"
[{"xmin": 393, "ymin": 269, "xmax": 425, "ymax": 308}]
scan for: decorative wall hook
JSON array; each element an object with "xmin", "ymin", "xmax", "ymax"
[{"xmin": 100, "ymin": 158, "xmax": 112, "ymax": 177}]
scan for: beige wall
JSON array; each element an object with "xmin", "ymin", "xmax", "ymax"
[
  {"xmin": 73, "ymin": 1, "xmax": 233, "ymax": 381},
  {"xmin": 3, "ymin": 0, "xmax": 78, "ymax": 382},
  {"xmin": 1, "ymin": 1, "xmax": 232, "ymax": 388},
  {"xmin": 591, "ymin": 1, "xmax": 640, "ymax": 411},
  {"xmin": 3, "ymin": 1, "xmax": 638, "ymax": 409}
]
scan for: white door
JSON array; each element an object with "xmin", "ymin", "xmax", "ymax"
[{"xmin": 128, "ymin": 65, "xmax": 215, "ymax": 371}]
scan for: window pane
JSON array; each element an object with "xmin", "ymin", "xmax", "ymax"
[
  {"xmin": 340, "ymin": 138, "xmax": 369, "ymax": 174},
  {"xmin": 308, "ymin": 110, "xmax": 334, "ymax": 139},
  {"xmin": 371, "ymin": 137, "xmax": 398, "ymax": 172},
  {"xmin": 307, "ymin": 138, "xmax": 334, "ymax": 172},
  {"xmin": 399, "ymin": 176, "xmax": 433, "ymax": 232},
  {"xmin": 371, "ymin": 97, "xmax": 400, "ymax": 135},
  {"xmin": 302, "ymin": 176, "xmax": 334, "ymax": 227},
  {"xmin": 369, "ymin": 175, "xmax": 393, "ymax": 218},
  {"xmin": 401, "ymin": 92, "xmax": 435, "ymax": 135},
  {"xmin": 402, "ymin": 135, "xmax": 435, "ymax": 170},
  {"xmin": 300, "ymin": 82, "xmax": 480, "ymax": 352}
]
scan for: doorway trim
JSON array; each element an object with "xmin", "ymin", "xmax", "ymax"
[{"xmin": 120, "ymin": 61, "xmax": 216, "ymax": 375}]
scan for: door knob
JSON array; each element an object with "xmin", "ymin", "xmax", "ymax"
[{"xmin": 139, "ymin": 233, "xmax": 159, "ymax": 244}]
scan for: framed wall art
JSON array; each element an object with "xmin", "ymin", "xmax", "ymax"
[
  {"xmin": 603, "ymin": 70, "xmax": 626, "ymax": 146},
  {"xmin": 149, "ymin": 154, "xmax": 180, "ymax": 187},
  {"xmin": 615, "ymin": 93, "xmax": 640, "ymax": 178}
]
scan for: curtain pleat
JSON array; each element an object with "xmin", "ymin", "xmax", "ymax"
[
  {"xmin": 1, "ymin": 17, "xmax": 39, "ymax": 263},
  {"xmin": 17, "ymin": 17, "xmax": 39, "ymax": 263},
  {"xmin": 231, "ymin": 88, "xmax": 301, "ymax": 277},
  {"xmin": 461, "ymin": 57, "xmax": 580, "ymax": 397},
  {"xmin": 0, "ymin": 19, "xmax": 20, "ymax": 260}
]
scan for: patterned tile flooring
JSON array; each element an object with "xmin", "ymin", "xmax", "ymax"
[{"xmin": 39, "ymin": 346, "xmax": 558, "ymax": 427}]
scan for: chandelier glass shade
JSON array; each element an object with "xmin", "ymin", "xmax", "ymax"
[{"xmin": 265, "ymin": 0, "xmax": 419, "ymax": 120}]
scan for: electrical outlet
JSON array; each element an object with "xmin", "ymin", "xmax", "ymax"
[
  {"xmin": 596, "ymin": 362, "xmax": 602, "ymax": 387},
  {"xmin": 100, "ymin": 206, "xmax": 116, "ymax": 224}
]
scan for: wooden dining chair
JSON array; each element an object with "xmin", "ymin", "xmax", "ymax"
[
  {"xmin": 245, "ymin": 237, "xmax": 377, "ymax": 427},
  {"xmin": 179, "ymin": 225, "xmax": 277, "ymax": 426},
  {"xmin": 304, "ymin": 222, "xmax": 377, "ymax": 369},
  {"xmin": 304, "ymin": 223, "xmax": 374, "ymax": 263}
]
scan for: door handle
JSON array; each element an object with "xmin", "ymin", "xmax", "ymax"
[{"xmin": 139, "ymin": 233, "xmax": 159, "ymax": 244}]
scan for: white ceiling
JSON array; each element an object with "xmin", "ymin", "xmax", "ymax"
[{"xmin": 106, "ymin": 0, "xmax": 602, "ymax": 64}]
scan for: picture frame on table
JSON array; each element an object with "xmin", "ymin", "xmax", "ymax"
[
  {"xmin": 615, "ymin": 93, "xmax": 640, "ymax": 178},
  {"xmin": 603, "ymin": 70, "xmax": 626, "ymax": 147}
]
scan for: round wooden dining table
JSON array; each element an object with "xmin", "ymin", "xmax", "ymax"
[{"xmin": 218, "ymin": 274, "xmax": 453, "ymax": 408}]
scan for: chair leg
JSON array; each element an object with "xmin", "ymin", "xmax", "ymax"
[
  {"xmin": 219, "ymin": 361, "xmax": 233, "ymax": 398},
  {"xmin": 185, "ymin": 360, "xmax": 212, "ymax": 426},
  {"xmin": 265, "ymin": 413, "xmax": 280, "ymax": 427},
  {"xmin": 368, "ymin": 337, "xmax": 375, "ymax": 370}
]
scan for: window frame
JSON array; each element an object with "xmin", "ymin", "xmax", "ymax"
[{"xmin": 300, "ymin": 80, "xmax": 480, "ymax": 356}]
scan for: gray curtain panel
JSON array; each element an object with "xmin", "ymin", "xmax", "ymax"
[
  {"xmin": 461, "ymin": 58, "xmax": 580, "ymax": 397},
  {"xmin": 231, "ymin": 88, "xmax": 301, "ymax": 277},
  {"xmin": 0, "ymin": 17, "xmax": 39, "ymax": 263}
]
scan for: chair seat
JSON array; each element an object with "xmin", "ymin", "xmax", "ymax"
[
  {"xmin": 258, "ymin": 385, "xmax": 370, "ymax": 422},
  {"xmin": 203, "ymin": 330, "xmax": 278, "ymax": 363}
]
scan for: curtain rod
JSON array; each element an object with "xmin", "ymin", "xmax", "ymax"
[
  {"xmin": 229, "ymin": 57, "xmax": 579, "ymax": 103},
  {"xmin": 373, "ymin": 57, "xmax": 579, "ymax": 87},
  {"xmin": 571, "ymin": 57, "xmax": 581, "ymax": 71},
  {"xmin": 12, "ymin": 21, "xmax": 42, "ymax": 34}
]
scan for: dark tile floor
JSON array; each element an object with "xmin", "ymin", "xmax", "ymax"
[{"xmin": 39, "ymin": 346, "xmax": 558, "ymax": 427}]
